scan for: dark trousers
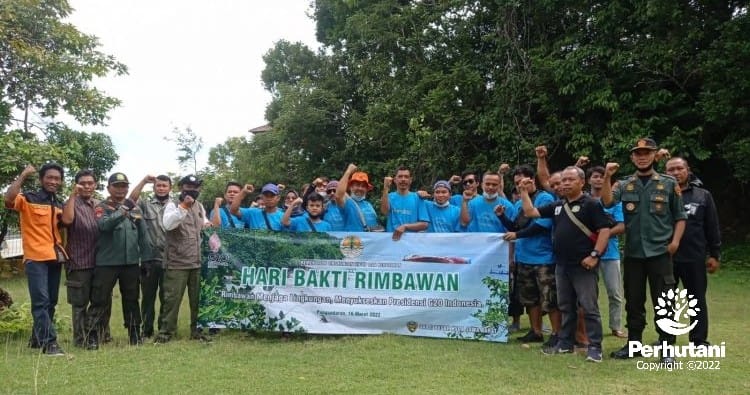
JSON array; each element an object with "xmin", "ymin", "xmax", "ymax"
[
  {"xmin": 674, "ymin": 259, "xmax": 709, "ymax": 343},
  {"xmin": 140, "ymin": 260, "xmax": 165, "ymax": 336},
  {"xmin": 508, "ymin": 264, "xmax": 524, "ymax": 317},
  {"xmin": 65, "ymin": 268, "xmax": 93, "ymax": 346},
  {"xmin": 555, "ymin": 263, "xmax": 603, "ymax": 349},
  {"xmin": 87, "ymin": 265, "xmax": 141, "ymax": 337},
  {"xmin": 159, "ymin": 268, "xmax": 200, "ymax": 337},
  {"xmin": 25, "ymin": 261, "xmax": 61, "ymax": 347},
  {"xmin": 623, "ymin": 253, "xmax": 676, "ymax": 343}
]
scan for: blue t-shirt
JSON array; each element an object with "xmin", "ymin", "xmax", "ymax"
[
  {"xmin": 208, "ymin": 205, "xmax": 246, "ymax": 229},
  {"xmin": 323, "ymin": 202, "xmax": 346, "ymax": 231},
  {"xmin": 425, "ymin": 202, "xmax": 461, "ymax": 233},
  {"xmin": 450, "ymin": 193, "xmax": 480, "ymax": 207},
  {"xmin": 601, "ymin": 202, "xmax": 624, "ymax": 260},
  {"xmin": 466, "ymin": 197, "xmax": 516, "ymax": 232},
  {"xmin": 385, "ymin": 192, "xmax": 429, "ymax": 232},
  {"xmin": 286, "ymin": 216, "xmax": 332, "ymax": 233},
  {"xmin": 340, "ymin": 197, "xmax": 380, "ymax": 232},
  {"xmin": 239, "ymin": 207, "xmax": 284, "ymax": 231},
  {"xmin": 512, "ymin": 191, "xmax": 554, "ymax": 264}
]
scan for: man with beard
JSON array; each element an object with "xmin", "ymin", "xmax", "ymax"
[
  {"xmin": 381, "ymin": 166, "xmax": 429, "ymax": 241},
  {"xmin": 61, "ymin": 169, "xmax": 102, "ymax": 349},
  {"xmin": 230, "ymin": 183, "xmax": 284, "ymax": 231},
  {"xmin": 665, "ymin": 157, "xmax": 721, "ymax": 347},
  {"xmin": 602, "ymin": 138, "xmax": 686, "ymax": 363},
  {"xmin": 460, "ymin": 172, "xmax": 515, "ymax": 232},
  {"xmin": 498, "ymin": 165, "xmax": 560, "ymax": 346},
  {"xmin": 128, "ymin": 174, "xmax": 171, "ymax": 338},
  {"xmin": 156, "ymin": 175, "xmax": 212, "ymax": 343},
  {"xmin": 210, "ymin": 181, "xmax": 246, "ymax": 229},
  {"xmin": 336, "ymin": 164, "xmax": 382, "ymax": 232},
  {"xmin": 518, "ymin": 166, "xmax": 611, "ymax": 362},
  {"xmin": 88, "ymin": 172, "xmax": 152, "ymax": 346},
  {"xmin": 282, "ymin": 193, "xmax": 332, "ymax": 232},
  {"xmin": 5, "ymin": 163, "xmax": 67, "ymax": 355},
  {"xmin": 425, "ymin": 180, "xmax": 461, "ymax": 232}
]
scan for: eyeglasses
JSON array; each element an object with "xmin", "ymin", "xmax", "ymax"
[
  {"xmin": 463, "ymin": 179, "xmax": 476, "ymax": 185},
  {"xmin": 326, "ymin": 189, "xmax": 336, "ymax": 194}
]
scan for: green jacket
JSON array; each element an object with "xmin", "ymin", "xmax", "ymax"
[
  {"xmin": 139, "ymin": 197, "xmax": 168, "ymax": 262},
  {"xmin": 613, "ymin": 172, "xmax": 687, "ymax": 258},
  {"xmin": 95, "ymin": 199, "xmax": 152, "ymax": 266}
]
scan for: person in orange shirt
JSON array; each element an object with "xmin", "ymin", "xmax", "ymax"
[{"xmin": 4, "ymin": 163, "xmax": 67, "ymax": 356}]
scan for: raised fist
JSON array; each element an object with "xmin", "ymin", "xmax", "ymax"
[
  {"xmin": 384, "ymin": 176, "xmax": 393, "ymax": 188},
  {"xmin": 292, "ymin": 197, "xmax": 304, "ymax": 207},
  {"xmin": 498, "ymin": 163, "xmax": 510, "ymax": 174},
  {"xmin": 214, "ymin": 197, "xmax": 224, "ymax": 207},
  {"xmin": 449, "ymin": 175, "xmax": 461, "ymax": 184},
  {"xmin": 575, "ymin": 156, "xmax": 590, "ymax": 168},
  {"xmin": 346, "ymin": 163, "xmax": 358, "ymax": 173},
  {"xmin": 243, "ymin": 184, "xmax": 255, "ymax": 194},
  {"xmin": 494, "ymin": 204, "xmax": 505, "ymax": 217},
  {"xmin": 535, "ymin": 146, "xmax": 547, "ymax": 159},
  {"xmin": 605, "ymin": 163, "xmax": 620, "ymax": 177}
]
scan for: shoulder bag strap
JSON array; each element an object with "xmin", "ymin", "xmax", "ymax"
[
  {"xmin": 562, "ymin": 202, "xmax": 594, "ymax": 238},
  {"xmin": 221, "ymin": 205, "xmax": 238, "ymax": 228},
  {"xmin": 305, "ymin": 217, "xmax": 317, "ymax": 233},
  {"xmin": 262, "ymin": 210, "xmax": 273, "ymax": 231}
]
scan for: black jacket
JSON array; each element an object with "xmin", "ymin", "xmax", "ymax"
[{"xmin": 673, "ymin": 184, "xmax": 721, "ymax": 262}]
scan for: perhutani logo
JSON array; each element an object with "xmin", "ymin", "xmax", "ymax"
[{"xmin": 655, "ymin": 287, "xmax": 698, "ymax": 336}]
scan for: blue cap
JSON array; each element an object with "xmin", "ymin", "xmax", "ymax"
[
  {"xmin": 433, "ymin": 180, "xmax": 451, "ymax": 191},
  {"xmin": 261, "ymin": 183, "xmax": 279, "ymax": 195}
]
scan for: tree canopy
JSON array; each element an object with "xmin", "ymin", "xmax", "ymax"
[{"xmin": 203, "ymin": 1, "xmax": 749, "ymax": 232}]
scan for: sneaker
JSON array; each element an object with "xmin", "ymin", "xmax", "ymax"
[
  {"xmin": 154, "ymin": 334, "xmax": 171, "ymax": 344},
  {"xmin": 611, "ymin": 329, "xmax": 628, "ymax": 338},
  {"xmin": 507, "ymin": 322, "xmax": 521, "ymax": 334},
  {"xmin": 517, "ymin": 330, "xmax": 544, "ymax": 343},
  {"xmin": 28, "ymin": 337, "xmax": 41, "ymax": 349},
  {"xmin": 542, "ymin": 343, "xmax": 573, "ymax": 355},
  {"xmin": 543, "ymin": 334, "xmax": 559, "ymax": 348},
  {"xmin": 610, "ymin": 344, "xmax": 641, "ymax": 359},
  {"xmin": 586, "ymin": 347, "xmax": 603, "ymax": 363},
  {"xmin": 42, "ymin": 342, "xmax": 65, "ymax": 356}
]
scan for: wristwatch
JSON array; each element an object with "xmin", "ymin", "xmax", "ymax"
[{"xmin": 590, "ymin": 250, "xmax": 602, "ymax": 259}]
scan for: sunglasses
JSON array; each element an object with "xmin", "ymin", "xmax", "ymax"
[
  {"xmin": 326, "ymin": 189, "xmax": 336, "ymax": 194},
  {"xmin": 463, "ymin": 179, "xmax": 476, "ymax": 185}
]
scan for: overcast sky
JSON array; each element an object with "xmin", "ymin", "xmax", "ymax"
[{"xmin": 66, "ymin": 0, "xmax": 320, "ymax": 188}]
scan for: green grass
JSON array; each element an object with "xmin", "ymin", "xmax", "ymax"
[{"xmin": 1, "ymin": 259, "xmax": 749, "ymax": 395}]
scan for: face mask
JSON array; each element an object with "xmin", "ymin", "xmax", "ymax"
[
  {"xmin": 483, "ymin": 192, "xmax": 498, "ymax": 200},
  {"xmin": 179, "ymin": 190, "xmax": 200, "ymax": 202},
  {"xmin": 434, "ymin": 201, "xmax": 450, "ymax": 208},
  {"xmin": 155, "ymin": 193, "xmax": 170, "ymax": 202},
  {"xmin": 351, "ymin": 194, "xmax": 365, "ymax": 202}
]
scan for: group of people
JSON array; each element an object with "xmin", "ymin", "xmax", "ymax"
[{"xmin": 4, "ymin": 137, "xmax": 720, "ymax": 363}]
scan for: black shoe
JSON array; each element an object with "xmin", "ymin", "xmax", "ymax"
[
  {"xmin": 42, "ymin": 342, "xmax": 65, "ymax": 356},
  {"xmin": 191, "ymin": 332, "xmax": 212, "ymax": 342},
  {"xmin": 517, "ymin": 330, "xmax": 544, "ymax": 343},
  {"xmin": 154, "ymin": 334, "xmax": 171, "ymax": 344},
  {"xmin": 142, "ymin": 330, "xmax": 154, "ymax": 339},
  {"xmin": 586, "ymin": 347, "xmax": 603, "ymax": 363},
  {"xmin": 660, "ymin": 356, "xmax": 676, "ymax": 364},
  {"xmin": 543, "ymin": 334, "xmax": 559, "ymax": 348},
  {"xmin": 129, "ymin": 331, "xmax": 143, "ymax": 346},
  {"xmin": 28, "ymin": 337, "xmax": 41, "ymax": 349},
  {"xmin": 611, "ymin": 344, "xmax": 641, "ymax": 359},
  {"xmin": 542, "ymin": 343, "xmax": 573, "ymax": 355}
]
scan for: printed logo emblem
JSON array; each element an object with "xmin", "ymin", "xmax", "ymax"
[
  {"xmin": 340, "ymin": 235, "xmax": 364, "ymax": 259},
  {"xmin": 655, "ymin": 288, "xmax": 699, "ymax": 336},
  {"xmin": 406, "ymin": 321, "xmax": 418, "ymax": 332}
]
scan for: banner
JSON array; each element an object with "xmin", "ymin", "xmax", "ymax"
[{"xmin": 199, "ymin": 230, "xmax": 510, "ymax": 342}]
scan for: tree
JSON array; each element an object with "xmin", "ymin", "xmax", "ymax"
[{"xmin": 165, "ymin": 126, "xmax": 204, "ymax": 173}]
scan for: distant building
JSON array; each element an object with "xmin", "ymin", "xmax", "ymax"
[{"xmin": 248, "ymin": 124, "xmax": 272, "ymax": 135}]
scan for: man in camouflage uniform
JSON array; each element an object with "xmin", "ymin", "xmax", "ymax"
[{"xmin": 601, "ymin": 138, "xmax": 686, "ymax": 362}]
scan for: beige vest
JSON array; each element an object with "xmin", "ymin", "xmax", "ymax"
[{"xmin": 165, "ymin": 202, "xmax": 205, "ymax": 269}]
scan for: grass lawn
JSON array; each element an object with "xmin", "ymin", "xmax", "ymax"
[{"xmin": 1, "ymin": 255, "xmax": 749, "ymax": 395}]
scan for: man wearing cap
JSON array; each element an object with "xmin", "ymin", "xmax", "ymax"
[
  {"xmin": 601, "ymin": 138, "xmax": 686, "ymax": 362},
  {"xmin": 426, "ymin": 180, "xmax": 461, "ymax": 232},
  {"xmin": 4, "ymin": 163, "xmax": 67, "ymax": 355},
  {"xmin": 229, "ymin": 183, "xmax": 284, "ymax": 231},
  {"xmin": 210, "ymin": 181, "xmax": 246, "ymax": 229},
  {"xmin": 88, "ymin": 172, "xmax": 152, "ymax": 346},
  {"xmin": 335, "ymin": 164, "xmax": 381, "ymax": 232},
  {"xmin": 156, "ymin": 174, "xmax": 212, "ymax": 343},
  {"xmin": 665, "ymin": 157, "xmax": 721, "ymax": 347},
  {"xmin": 381, "ymin": 166, "xmax": 429, "ymax": 240},
  {"xmin": 128, "ymin": 174, "xmax": 172, "ymax": 338},
  {"xmin": 321, "ymin": 180, "xmax": 346, "ymax": 231}
]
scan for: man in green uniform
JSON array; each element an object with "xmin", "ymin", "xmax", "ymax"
[
  {"xmin": 87, "ymin": 172, "xmax": 152, "ymax": 347},
  {"xmin": 601, "ymin": 138, "xmax": 686, "ymax": 362},
  {"xmin": 128, "ymin": 174, "xmax": 171, "ymax": 338}
]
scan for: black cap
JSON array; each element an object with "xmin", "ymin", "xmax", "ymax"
[
  {"xmin": 630, "ymin": 138, "xmax": 658, "ymax": 152},
  {"xmin": 107, "ymin": 172, "xmax": 129, "ymax": 185},
  {"xmin": 178, "ymin": 174, "xmax": 202, "ymax": 187}
]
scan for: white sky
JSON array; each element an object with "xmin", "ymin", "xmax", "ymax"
[{"xmin": 65, "ymin": 0, "xmax": 320, "ymax": 188}]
